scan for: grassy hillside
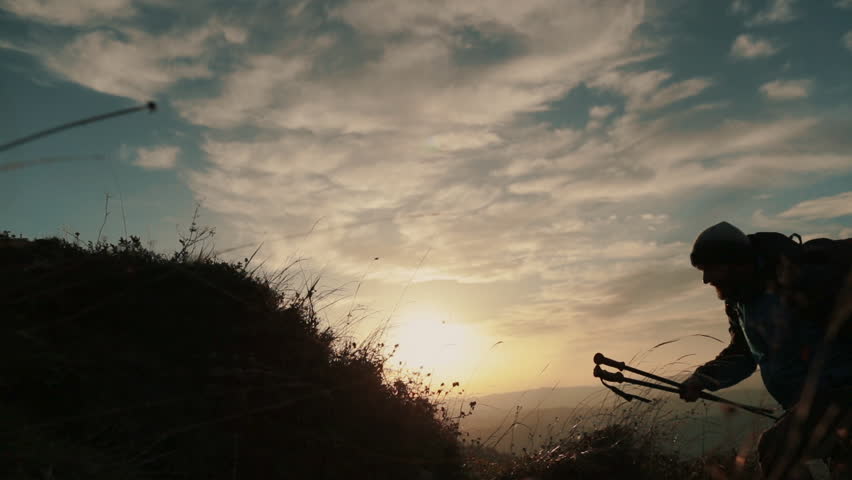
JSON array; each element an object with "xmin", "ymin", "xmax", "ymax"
[{"xmin": 0, "ymin": 229, "xmax": 465, "ymax": 479}]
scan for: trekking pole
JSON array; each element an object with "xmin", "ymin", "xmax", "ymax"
[
  {"xmin": 594, "ymin": 352, "xmax": 686, "ymax": 389},
  {"xmin": 593, "ymin": 365, "xmax": 779, "ymax": 420},
  {"xmin": 0, "ymin": 102, "xmax": 157, "ymax": 153},
  {"xmin": 594, "ymin": 354, "xmax": 780, "ymax": 420}
]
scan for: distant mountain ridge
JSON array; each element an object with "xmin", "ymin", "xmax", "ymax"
[
  {"xmin": 459, "ymin": 384, "xmax": 781, "ymax": 456},
  {"xmin": 466, "ymin": 386, "xmax": 605, "ymax": 416},
  {"xmin": 466, "ymin": 383, "xmax": 778, "ymax": 417}
]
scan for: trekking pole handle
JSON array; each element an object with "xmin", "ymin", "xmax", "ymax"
[
  {"xmin": 593, "ymin": 365, "xmax": 625, "ymax": 383},
  {"xmin": 594, "ymin": 353, "xmax": 683, "ymax": 388},
  {"xmin": 594, "ymin": 353, "xmax": 626, "ymax": 371},
  {"xmin": 596, "ymin": 365, "xmax": 681, "ymax": 394}
]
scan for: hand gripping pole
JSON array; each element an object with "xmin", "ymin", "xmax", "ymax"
[{"xmin": 593, "ymin": 353, "xmax": 779, "ymax": 420}]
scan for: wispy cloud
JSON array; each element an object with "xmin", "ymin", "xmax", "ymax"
[
  {"xmin": 844, "ymin": 31, "xmax": 852, "ymax": 52},
  {"xmin": 729, "ymin": 0, "xmax": 750, "ymax": 15},
  {"xmin": 759, "ymin": 79, "xmax": 812, "ymax": 100},
  {"xmin": 5, "ymin": 20, "xmax": 246, "ymax": 100},
  {"xmin": 836, "ymin": 0, "xmax": 852, "ymax": 9},
  {"xmin": 181, "ymin": 2, "xmax": 648, "ymax": 132},
  {"xmin": 134, "ymin": 146, "xmax": 180, "ymax": 170},
  {"xmin": 589, "ymin": 70, "xmax": 712, "ymax": 111},
  {"xmin": 747, "ymin": 0, "xmax": 798, "ymax": 25},
  {"xmin": 0, "ymin": 0, "xmax": 136, "ymax": 26},
  {"xmin": 574, "ymin": 264, "xmax": 698, "ymax": 318},
  {"xmin": 645, "ymin": 78, "xmax": 713, "ymax": 110},
  {"xmin": 730, "ymin": 34, "xmax": 780, "ymax": 59},
  {"xmin": 587, "ymin": 105, "xmax": 616, "ymax": 129},
  {"xmin": 590, "ymin": 105, "xmax": 616, "ymax": 119},
  {"xmin": 778, "ymin": 191, "xmax": 852, "ymax": 220}
]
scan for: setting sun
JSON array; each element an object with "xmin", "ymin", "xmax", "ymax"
[{"xmin": 386, "ymin": 305, "xmax": 489, "ymax": 382}]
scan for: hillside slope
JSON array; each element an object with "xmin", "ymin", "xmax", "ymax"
[{"xmin": 0, "ymin": 232, "xmax": 464, "ymax": 479}]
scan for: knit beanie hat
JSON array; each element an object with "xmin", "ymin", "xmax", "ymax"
[{"xmin": 690, "ymin": 221, "xmax": 754, "ymax": 267}]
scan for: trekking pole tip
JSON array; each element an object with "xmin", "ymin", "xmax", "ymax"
[
  {"xmin": 146, "ymin": 101, "xmax": 157, "ymax": 112},
  {"xmin": 593, "ymin": 353, "xmax": 605, "ymax": 365}
]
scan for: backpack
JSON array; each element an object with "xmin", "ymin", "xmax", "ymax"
[{"xmin": 748, "ymin": 232, "xmax": 852, "ymax": 335}]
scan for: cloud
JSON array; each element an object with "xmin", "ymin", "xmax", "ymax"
[
  {"xmin": 730, "ymin": 34, "xmax": 779, "ymax": 59},
  {"xmin": 640, "ymin": 213, "xmax": 670, "ymax": 224},
  {"xmin": 189, "ymin": 90, "xmax": 852, "ymax": 289},
  {"xmin": 777, "ymin": 191, "xmax": 852, "ymax": 220},
  {"xmin": 331, "ymin": 0, "xmax": 643, "ymax": 51},
  {"xmin": 488, "ymin": 251, "xmax": 705, "ymax": 339},
  {"xmin": 0, "ymin": 0, "xmax": 135, "ymax": 25},
  {"xmin": 45, "ymin": 29, "xmax": 212, "ymax": 99},
  {"xmin": 729, "ymin": 0, "xmax": 750, "ymax": 15},
  {"xmin": 507, "ymin": 175, "xmax": 572, "ymax": 195},
  {"xmin": 582, "ymin": 309, "xmax": 724, "ymax": 348},
  {"xmin": 844, "ymin": 31, "xmax": 852, "ymax": 52},
  {"xmin": 589, "ymin": 70, "xmax": 712, "ymax": 111},
  {"xmin": 759, "ymin": 79, "xmax": 811, "ymax": 100},
  {"xmin": 180, "ymin": 1, "xmax": 647, "ymax": 132},
  {"xmin": 589, "ymin": 105, "xmax": 616, "ymax": 119},
  {"xmin": 576, "ymin": 264, "xmax": 700, "ymax": 318},
  {"xmin": 644, "ymin": 78, "xmax": 713, "ymax": 110},
  {"xmin": 587, "ymin": 105, "xmax": 616, "ymax": 129},
  {"xmin": 134, "ymin": 146, "xmax": 180, "ymax": 170},
  {"xmin": 177, "ymin": 54, "xmax": 313, "ymax": 129},
  {"xmin": 836, "ymin": 0, "xmax": 852, "ymax": 8},
  {"xmin": 427, "ymin": 131, "xmax": 502, "ymax": 152},
  {"xmin": 747, "ymin": 0, "xmax": 798, "ymax": 25},
  {"xmin": 7, "ymin": 19, "xmax": 246, "ymax": 100},
  {"xmin": 689, "ymin": 101, "xmax": 731, "ymax": 112}
]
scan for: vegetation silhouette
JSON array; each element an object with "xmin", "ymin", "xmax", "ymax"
[{"xmin": 0, "ymin": 224, "xmax": 465, "ymax": 479}]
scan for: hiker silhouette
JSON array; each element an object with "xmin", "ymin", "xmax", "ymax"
[{"xmin": 682, "ymin": 221, "xmax": 852, "ymax": 480}]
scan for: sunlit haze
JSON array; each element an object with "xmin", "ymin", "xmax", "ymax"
[
  {"xmin": 387, "ymin": 304, "xmax": 491, "ymax": 380},
  {"xmin": 2, "ymin": 0, "xmax": 851, "ymax": 396}
]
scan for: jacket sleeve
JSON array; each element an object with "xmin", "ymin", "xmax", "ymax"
[{"xmin": 692, "ymin": 304, "xmax": 757, "ymax": 391}]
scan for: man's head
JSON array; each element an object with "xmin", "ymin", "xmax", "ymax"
[{"xmin": 690, "ymin": 221, "xmax": 759, "ymax": 302}]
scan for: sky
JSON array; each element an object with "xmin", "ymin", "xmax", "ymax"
[{"xmin": 2, "ymin": 0, "xmax": 852, "ymax": 396}]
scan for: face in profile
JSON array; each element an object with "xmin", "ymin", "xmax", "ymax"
[{"xmin": 697, "ymin": 263, "xmax": 755, "ymax": 302}]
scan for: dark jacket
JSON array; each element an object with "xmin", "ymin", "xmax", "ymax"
[{"xmin": 694, "ymin": 292, "xmax": 852, "ymax": 409}]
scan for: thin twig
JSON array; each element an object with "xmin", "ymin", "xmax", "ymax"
[
  {"xmin": 97, "ymin": 193, "xmax": 111, "ymax": 245},
  {"xmin": 113, "ymin": 170, "xmax": 129, "ymax": 239},
  {"xmin": 244, "ymin": 242, "xmax": 264, "ymax": 270}
]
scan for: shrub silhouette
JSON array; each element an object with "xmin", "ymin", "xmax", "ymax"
[
  {"xmin": 458, "ymin": 376, "xmax": 768, "ymax": 480},
  {"xmin": 466, "ymin": 413, "xmax": 763, "ymax": 480},
  {"xmin": 0, "ymin": 230, "xmax": 463, "ymax": 479}
]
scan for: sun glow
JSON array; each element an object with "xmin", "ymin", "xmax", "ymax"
[{"xmin": 387, "ymin": 305, "xmax": 488, "ymax": 382}]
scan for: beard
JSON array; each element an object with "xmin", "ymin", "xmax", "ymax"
[
  {"xmin": 714, "ymin": 283, "xmax": 758, "ymax": 302},
  {"xmin": 715, "ymin": 286, "xmax": 738, "ymax": 301}
]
